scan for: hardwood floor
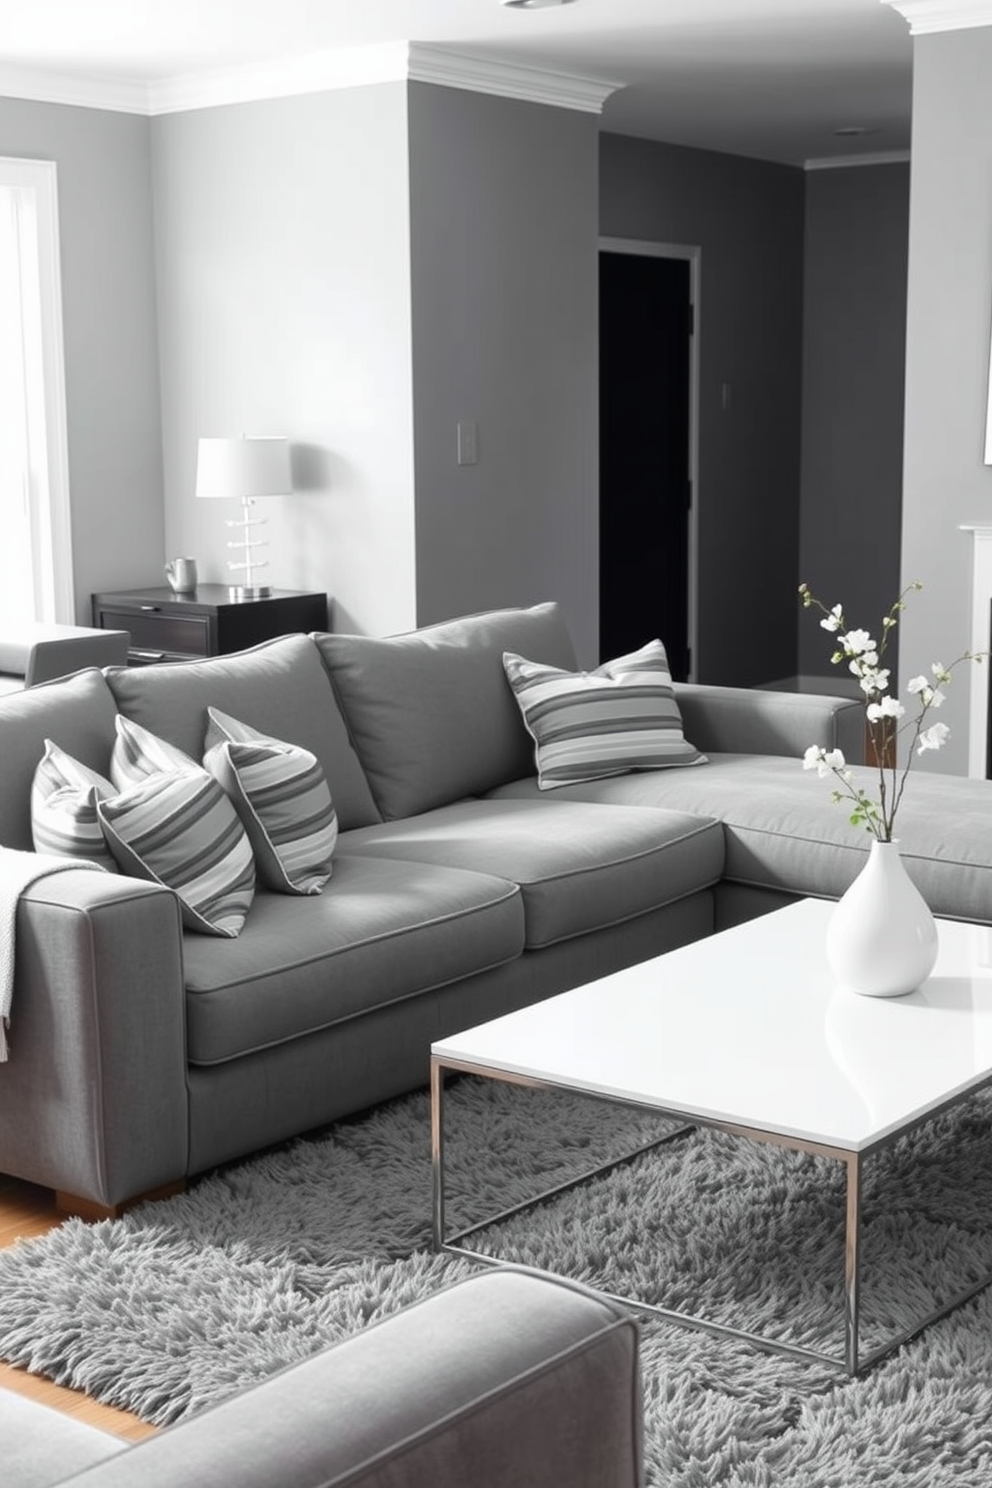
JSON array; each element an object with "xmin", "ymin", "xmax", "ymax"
[{"xmin": 0, "ymin": 1175, "xmax": 156, "ymax": 1441}]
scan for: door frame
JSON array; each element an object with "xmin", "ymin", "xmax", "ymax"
[{"xmin": 599, "ymin": 236, "xmax": 700, "ymax": 681}]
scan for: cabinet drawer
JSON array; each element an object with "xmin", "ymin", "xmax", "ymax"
[{"xmin": 100, "ymin": 607, "xmax": 211, "ymax": 659}]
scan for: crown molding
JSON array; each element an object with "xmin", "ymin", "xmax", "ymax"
[
  {"xmin": 146, "ymin": 41, "xmax": 411, "ymax": 115},
  {"xmin": 406, "ymin": 44, "xmax": 622, "ymax": 113},
  {"xmin": 0, "ymin": 62, "xmax": 147, "ymax": 114},
  {"xmin": 0, "ymin": 41, "xmax": 621, "ymax": 118},
  {"xmin": 805, "ymin": 149, "xmax": 911, "ymax": 171},
  {"xmin": 883, "ymin": 1, "xmax": 992, "ymax": 34}
]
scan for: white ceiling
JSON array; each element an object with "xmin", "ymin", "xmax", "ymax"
[{"xmin": 0, "ymin": 0, "xmax": 921, "ymax": 167}]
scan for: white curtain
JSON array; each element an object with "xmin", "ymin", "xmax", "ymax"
[{"xmin": 0, "ymin": 165, "xmax": 71, "ymax": 626}]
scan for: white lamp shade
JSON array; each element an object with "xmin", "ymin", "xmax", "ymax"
[{"xmin": 195, "ymin": 436, "xmax": 292, "ymax": 500}]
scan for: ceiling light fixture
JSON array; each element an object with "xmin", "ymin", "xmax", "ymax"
[{"xmin": 501, "ymin": 0, "xmax": 578, "ymax": 9}]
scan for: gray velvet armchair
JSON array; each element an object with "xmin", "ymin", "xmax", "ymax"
[
  {"xmin": 2, "ymin": 1268, "xmax": 644, "ymax": 1488},
  {"xmin": 0, "ymin": 623, "xmax": 129, "ymax": 695}
]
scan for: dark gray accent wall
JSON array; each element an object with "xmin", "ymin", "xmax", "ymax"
[
  {"xmin": 599, "ymin": 133, "xmax": 805, "ymax": 687},
  {"xmin": 408, "ymin": 84, "xmax": 600, "ymax": 666},
  {"xmin": 0, "ymin": 97, "xmax": 163, "ymax": 619},
  {"xmin": 798, "ymin": 163, "xmax": 910, "ymax": 680}
]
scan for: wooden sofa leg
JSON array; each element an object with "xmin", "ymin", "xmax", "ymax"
[{"xmin": 55, "ymin": 1179, "xmax": 187, "ymax": 1221}]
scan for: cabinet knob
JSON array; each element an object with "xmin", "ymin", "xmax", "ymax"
[{"xmin": 139, "ymin": 604, "xmax": 161, "ymax": 611}]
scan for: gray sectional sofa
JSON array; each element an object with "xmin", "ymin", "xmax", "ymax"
[
  {"xmin": 4, "ymin": 1267, "xmax": 642, "ymax": 1488},
  {"xmin": 1, "ymin": 599, "xmax": 990, "ymax": 1214}
]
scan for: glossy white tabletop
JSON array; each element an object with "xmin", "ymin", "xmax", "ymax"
[{"xmin": 433, "ymin": 899, "xmax": 992, "ymax": 1152}]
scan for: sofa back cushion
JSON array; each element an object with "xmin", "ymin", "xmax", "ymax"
[
  {"xmin": 105, "ymin": 635, "xmax": 381, "ymax": 831},
  {"xmin": 0, "ymin": 669, "xmax": 120, "ymax": 851},
  {"xmin": 315, "ymin": 603, "xmax": 577, "ymax": 820}
]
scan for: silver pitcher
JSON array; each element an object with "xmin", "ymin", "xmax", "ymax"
[{"xmin": 164, "ymin": 557, "xmax": 198, "ymax": 594}]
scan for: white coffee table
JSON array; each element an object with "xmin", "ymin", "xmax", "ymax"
[{"xmin": 430, "ymin": 897, "xmax": 992, "ymax": 1374}]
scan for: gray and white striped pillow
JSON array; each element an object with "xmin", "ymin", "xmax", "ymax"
[
  {"xmin": 31, "ymin": 740, "xmax": 118, "ymax": 870},
  {"xmin": 503, "ymin": 640, "xmax": 707, "ymax": 790},
  {"xmin": 101, "ymin": 716, "xmax": 255, "ymax": 936},
  {"xmin": 203, "ymin": 708, "xmax": 337, "ymax": 895}
]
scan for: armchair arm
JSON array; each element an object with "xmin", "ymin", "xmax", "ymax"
[
  {"xmin": 673, "ymin": 682, "xmax": 865, "ymax": 764},
  {"xmin": 0, "ymin": 869, "xmax": 187, "ymax": 1209},
  {"xmin": 62, "ymin": 1268, "xmax": 643, "ymax": 1488}
]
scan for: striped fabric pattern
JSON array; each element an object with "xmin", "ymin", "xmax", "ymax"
[
  {"xmin": 98, "ymin": 768, "xmax": 255, "ymax": 937},
  {"xmin": 503, "ymin": 639, "xmax": 707, "ymax": 790},
  {"xmin": 111, "ymin": 715, "xmax": 197, "ymax": 787},
  {"xmin": 203, "ymin": 708, "xmax": 337, "ymax": 895},
  {"xmin": 30, "ymin": 739, "xmax": 118, "ymax": 870}
]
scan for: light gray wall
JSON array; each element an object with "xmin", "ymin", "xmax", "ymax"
[
  {"xmin": 151, "ymin": 84, "xmax": 417, "ymax": 637},
  {"xmin": 408, "ymin": 84, "xmax": 600, "ymax": 665},
  {"xmin": 598, "ymin": 133, "xmax": 806, "ymax": 688},
  {"xmin": 798, "ymin": 163, "xmax": 910, "ymax": 681},
  {"xmin": 0, "ymin": 97, "xmax": 163, "ymax": 621},
  {"xmin": 900, "ymin": 28, "xmax": 992, "ymax": 776}
]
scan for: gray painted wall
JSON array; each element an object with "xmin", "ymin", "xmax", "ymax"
[
  {"xmin": 408, "ymin": 84, "xmax": 600, "ymax": 665},
  {"xmin": 798, "ymin": 163, "xmax": 910, "ymax": 682},
  {"xmin": 900, "ymin": 28, "xmax": 992, "ymax": 776},
  {"xmin": 151, "ymin": 84, "xmax": 417, "ymax": 637},
  {"xmin": 0, "ymin": 97, "xmax": 163, "ymax": 621},
  {"xmin": 599, "ymin": 133, "xmax": 805, "ymax": 687}
]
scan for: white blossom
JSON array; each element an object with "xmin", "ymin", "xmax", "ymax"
[
  {"xmin": 820, "ymin": 605, "xmax": 843, "ymax": 633},
  {"xmin": 866, "ymin": 696, "xmax": 905, "ymax": 721},
  {"xmin": 840, "ymin": 629, "xmax": 875, "ymax": 656},
  {"xmin": 917, "ymin": 722, "xmax": 951, "ymax": 754},
  {"xmin": 803, "ymin": 745, "xmax": 845, "ymax": 779}
]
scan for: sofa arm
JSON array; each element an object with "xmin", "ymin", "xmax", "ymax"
[
  {"xmin": 0, "ymin": 869, "xmax": 187, "ymax": 1210},
  {"xmin": 61, "ymin": 1268, "xmax": 643, "ymax": 1488},
  {"xmin": 673, "ymin": 682, "xmax": 865, "ymax": 764}
]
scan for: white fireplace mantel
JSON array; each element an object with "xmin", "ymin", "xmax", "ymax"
[{"xmin": 961, "ymin": 524, "xmax": 992, "ymax": 776}]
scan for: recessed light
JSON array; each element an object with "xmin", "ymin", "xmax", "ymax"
[{"xmin": 501, "ymin": 0, "xmax": 578, "ymax": 9}]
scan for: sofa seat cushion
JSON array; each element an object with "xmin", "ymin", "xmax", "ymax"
[
  {"xmin": 105, "ymin": 634, "xmax": 380, "ymax": 831},
  {"xmin": 181, "ymin": 854, "xmax": 524, "ymax": 1064},
  {"xmin": 488, "ymin": 754, "xmax": 992, "ymax": 924},
  {"xmin": 0, "ymin": 1387, "xmax": 126, "ymax": 1488},
  {"xmin": 336, "ymin": 798, "xmax": 723, "ymax": 950}
]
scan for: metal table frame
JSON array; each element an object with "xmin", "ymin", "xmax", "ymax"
[{"xmin": 431, "ymin": 1055, "xmax": 992, "ymax": 1377}]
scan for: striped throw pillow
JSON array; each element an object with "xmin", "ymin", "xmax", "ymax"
[
  {"xmin": 103, "ymin": 717, "xmax": 254, "ymax": 935},
  {"xmin": 111, "ymin": 715, "xmax": 197, "ymax": 786},
  {"xmin": 203, "ymin": 708, "xmax": 337, "ymax": 895},
  {"xmin": 503, "ymin": 640, "xmax": 707, "ymax": 790},
  {"xmin": 31, "ymin": 740, "xmax": 118, "ymax": 870}
]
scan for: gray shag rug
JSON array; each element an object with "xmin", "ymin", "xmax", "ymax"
[{"xmin": 1, "ymin": 1077, "xmax": 992, "ymax": 1487}]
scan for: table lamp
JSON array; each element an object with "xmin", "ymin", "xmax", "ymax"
[{"xmin": 195, "ymin": 435, "xmax": 293, "ymax": 599}]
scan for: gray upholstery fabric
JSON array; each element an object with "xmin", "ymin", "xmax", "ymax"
[
  {"xmin": 181, "ymin": 855, "xmax": 525, "ymax": 1064},
  {"xmin": 0, "ymin": 669, "xmax": 119, "ymax": 851},
  {"xmin": 314, "ymin": 603, "xmax": 577, "ymax": 820},
  {"xmin": 489, "ymin": 753, "xmax": 992, "ymax": 923},
  {"xmin": 24, "ymin": 1269, "xmax": 641, "ymax": 1488},
  {"xmin": 673, "ymin": 681, "xmax": 865, "ymax": 763},
  {"xmin": 0, "ymin": 1390, "xmax": 125, "ymax": 1488},
  {"xmin": 4, "ymin": 871, "xmax": 187, "ymax": 1207},
  {"xmin": 185, "ymin": 889, "xmax": 714, "ymax": 1174},
  {"xmin": 337, "ymin": 798, "xmax": 724, "ymax": 948},
  {"xmin": 105, "ymin": 635, "xmax": 380, "ymax": 831}
]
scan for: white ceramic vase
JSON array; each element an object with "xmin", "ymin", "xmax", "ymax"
[{"xmin": 826, "ymin": 839, "xmax": 938, "ymax": 998}]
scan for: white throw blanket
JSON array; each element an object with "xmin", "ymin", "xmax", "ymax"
[{"xmin": 0, "ymin": 848, "xmax": 106, "ymax": 1061}]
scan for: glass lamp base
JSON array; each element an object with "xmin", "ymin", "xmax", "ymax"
[{"xmin": 229, "ymin": 584, "xmax": 272, "ymax": 601}]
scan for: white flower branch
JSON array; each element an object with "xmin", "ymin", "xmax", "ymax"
[{"xmin": 798, "ymin": 582, "xmax": 984, "ymax": 842}]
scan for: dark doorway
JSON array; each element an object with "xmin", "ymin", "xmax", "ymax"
[{"xmin": 599, "ymin": 251, "xmax": 692, "ymax": 678}]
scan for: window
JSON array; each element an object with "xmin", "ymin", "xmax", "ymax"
[{"xmin": 0, "ymin": 157, "xmax": 72, "ymax": 625}]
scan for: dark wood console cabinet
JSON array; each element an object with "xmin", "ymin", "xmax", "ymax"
[{"xmin": 91, "ymin": 586, "xmax": 328, "ymax": 665}]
